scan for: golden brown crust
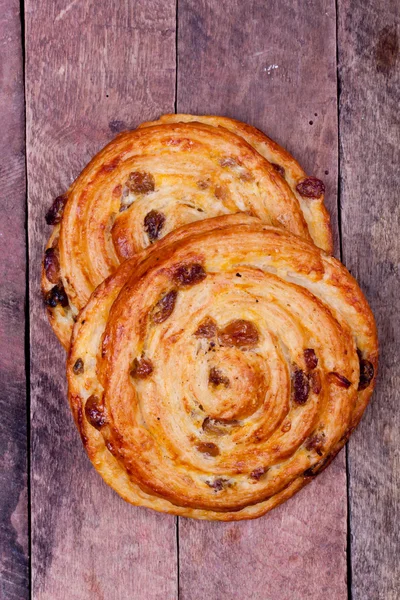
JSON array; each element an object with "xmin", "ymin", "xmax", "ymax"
[
  {"xmin": 42, "ymin": 116, "xmax": 332, "ymax": 348},
  {"xmin": 140, "ymin": 114, "xmax": 333, "ymax": 254},
  {"xmin": 67, "ymin": 215, "xmax": 377, "ymax": 521}
]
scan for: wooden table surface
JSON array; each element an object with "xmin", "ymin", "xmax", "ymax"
[{"xmin": 0, "ymin": 0, "xmax": 398, "ymax": 598}]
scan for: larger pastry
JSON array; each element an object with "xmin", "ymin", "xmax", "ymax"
[{"xmin": 42, "ymin": 115, "xmax": 377, "ymax": 520}]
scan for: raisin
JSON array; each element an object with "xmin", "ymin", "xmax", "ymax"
[
  {"xmin": 271, "ymin": 163, "xmax": 285, "ymax": 177},
  {"xmin": 304, "ymin": 348, "xmax": 318, "ymax": 370},
  {"xmin": 173, "ymin": 263, "xmax": 207, "ymax": 287},
  {"xmin": 218, "ymin": 320, "xmax": 259, "ymax": 350},
  {"xmin": 328, "ymin": 372, "xmax": 352, "ymax": 388},
  {"xmin": 73, "ymin": 358, "xmax": 84, "ymax": 375},
  {"xmin": 250, "ymin": 467, "xmax": 267, "ymax": 480},
  {"xmin": 44, "ymin": 283, "xmax": 69, "ymax": 308},
  {"xmin": 305, "ymin": 434, "xmax": 325, "ymax": 456},
  {"xmin": 44, "ymin": 248, "xmax": 60, "ymax": 284},
  {"xmin": 202, "ymin": 417, "xmax": 238, "ymax": 435},
  {"xmin": 309, "ymin": 371, "xmax": 322, "ymax": 394},
  {"xmin": 358, "ymin": 354, "xmax": 374, "ymax": 390},
  {"xmin": 194, "ymin": 317, "xmax": 217, "ymax": 339},
  {"xmin": 205, "ymin": 478, "xmax": 230, "ymax": 491},
  {"xmin": 85, "ymin": 395, "xmax": 106, "ymax": 430},
  {"xmin": 45, "ymin": 194, "xmax": 67, "ymax": 225},
  {"xmin": 152, "ymin": 290, "xmax": 177, "ymax": 324},
  {"xmin": 196, "ymin": 442, "xmax": 220, "ymax": 457},
  {"xmin": 296, "ymin": 177, "xmax": 325, "ymax": 198},
  {"xmin": 126, "ymin": 171, "xmax": 155, "ymax": 194},
  {"xmin": 202, "ymin": 417, "xmax": 222, "ymax": 435},
  {"xmin": 130, "ymin": 357, "xmax": 154, "ymax": 379},
  {"xmin": 208, "ymin": 367, "xmax": 230, "ymax": 388},
  {"xmin": 292, "ymin": 368, "xmax": 310, "ymax": 404},
  {"xmin": 144, "ymin": 210, "xmax": 165, "ymax": 242}
]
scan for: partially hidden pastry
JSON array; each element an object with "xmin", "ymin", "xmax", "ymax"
[
  {"xmin": 67, "ymin": 215, "xmax": 377, "ymax": 521},
  {"xmin": 42, "ymin": 117, "xmax": 331, "ymax": 348},
  {"xmin": 139, "ymin": 114, "xmax": 332, "ymax": 253}
]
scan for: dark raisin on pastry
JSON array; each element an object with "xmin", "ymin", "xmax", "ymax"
[
  {"xmin": 144, "ymin": 210, "xmax": 165, "ymax": 242},
  {"xmin": 296, "ymin": 177, "xmax": 325, "ymax": 198},
  {"xmin": 130, "ymin": 357, "xmax": 154, "ymax": 379},
  {"xmin": 152, "ymin": 290, "xmax": 177, "ymax": 324}
]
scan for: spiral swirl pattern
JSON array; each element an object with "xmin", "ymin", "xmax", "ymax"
[
  {"xmin": 140, "ymin": 114, "xmax": 332, "ymax": 252},
  {"xmin": 42, "ymin": 116, "xmax": 331, "ymax": 348},
  {"xmin": 67, "ymin": 215, "xmax": 377, "ymax": 520}
]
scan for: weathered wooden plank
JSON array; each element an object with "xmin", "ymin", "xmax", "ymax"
[
  {"xmin": 0, "ymin": 1, "xmax": 28, "ymax": 599},
  {"xmin": 337, "ymin": 2, "xmax": 400, "ymax": 598},
  {"xmin": 177, "ymin": 0, "xmax": 340, "ymax": 252},
  {"xmin": 177, "ymin": 2, "xmax": 347, "ymax": 598},
  {"xmin": 25, "ymin": 1, "xmax": 178, "ymax": 598}
]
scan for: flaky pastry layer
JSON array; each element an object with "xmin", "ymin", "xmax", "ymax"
[
  {"xmin": 42, "ymin": 116, "xmax": 331, "ymax": 348},
  {"xmin": 67, "ymin": 215, "xmax": 376, "ymax": 521}
]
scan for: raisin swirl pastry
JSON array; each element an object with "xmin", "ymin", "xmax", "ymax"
[
  {"xmin": 42, "ymin": 118, "xmax": 331, "ymax": 349},
  {"xmin": 140, "ymin": 114, "xmax": 332, "ymax": 254},
  {"xmin": 67, "ymin": 215, "xmax": 377, "ymax": 521}
]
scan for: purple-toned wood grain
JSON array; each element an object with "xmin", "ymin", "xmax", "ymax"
[
  {"xmin": 338, "ymin": 0, "xmax": 400, "ymax": 597},
  {"xmin": 179, "ymin": 461, "xmax": 346, "ymax": 600},
  {"xmin": 176, "ymin": 2, "xmax": 347, "ymax": 599},
  {"xmin": 25, "ymin": 1, "xmax": 178, "ymax": 598},
  {"xmin": 0, "ymin": 1, "xmax": 28, "ymax": 598},
  {"xmin": 177, "ymin": 0, "xmax": 340, "ymax": 253}
]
